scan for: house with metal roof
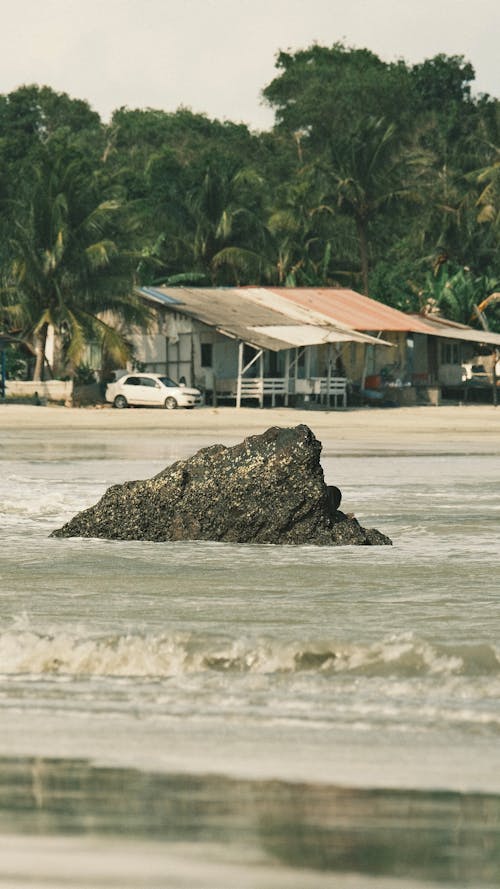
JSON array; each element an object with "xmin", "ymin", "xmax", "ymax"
[
  {"xmin": 134, "ymin": 286, "xmax": 391, "ymax": 407},
  {"xmin": 272, "ymin": 288, "xmax": 500, "ymax": 403},
  {"xmin": 273, "ymin": 287, "xmax": 440, "ymax": 399},
  {"xmin": 131, "ymin": 286, "xmax": 500, "ymax": 407}
]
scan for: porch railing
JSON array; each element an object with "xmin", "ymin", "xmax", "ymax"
[
  {"xmin": 215, "ymin": 377, "xmax": 287, "ymax": 407},
  {"xmin": 318, "ymin": 377, "xmax": 347, "ymax": 408},
  {"xmin": 214, "ymin": 376, "xmax": 346, "ymax": 408}
]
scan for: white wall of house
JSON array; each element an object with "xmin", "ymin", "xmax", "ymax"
[{"xmin": 131, "ymin": 333, "xmax": 167, "ymax": 368}]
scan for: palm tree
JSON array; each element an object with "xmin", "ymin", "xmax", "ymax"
[
  {"xmin": 137, "ymin": 153, "xmax": 272, "ymax": 287},
  {"xmin": 186, "ymin": 158, "xmax": 271, "ymax": 283},
  {"xmin": 266, "ymin": 167, "xmax": 339, "ymax": 285},
  {"xmin": 2, "ymin": 140, "xmax": 149, "ymax": 380},
  {"xmin": 419, "ymin": 264, "xmax": 500, "ymax": 327},
  {"xmin": 326, "ymin": 116, "xmax": 412, "ymax": 294},
  {"xmin": 475, "ymin": 145, "xmax": 500, "ymax": 234},
  {"xmin": 408, "ymin": 114, "xmax": 494, "ymax": 273}
]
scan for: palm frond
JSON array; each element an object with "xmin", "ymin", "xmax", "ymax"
[{"xmin": 85, "ymin": 240, "xmax": 119, "ymax": 270}]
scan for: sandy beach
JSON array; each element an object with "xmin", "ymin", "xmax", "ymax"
[{"xmin": 1, "ymin": 402, "xmax": 500, "ymax": 457}]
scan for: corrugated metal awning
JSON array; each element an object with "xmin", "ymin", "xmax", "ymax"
[
  {"xmin": 416, "ymin": 321, "xmax": 500, "ymax": 347},
  {"xmin": 249, "ymin": 325, "xmax": 392, "ymax": 348}
]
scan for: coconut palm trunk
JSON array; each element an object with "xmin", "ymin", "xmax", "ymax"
[
  {"xmin": 355, "ymin": 216, "xmax": 370, "ymax": 295},
  {"xmin": 33, "ymin": 323, "xmax": 49, "ymax": 382}
]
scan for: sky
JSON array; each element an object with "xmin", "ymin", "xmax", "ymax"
[{"xmin": 1, "ymin": 0, "xmax": 499, "ymax": 130}]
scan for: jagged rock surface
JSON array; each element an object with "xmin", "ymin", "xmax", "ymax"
[{"xmin": 51, "ymin": 425, "xmax": 392, "ymax": 546}]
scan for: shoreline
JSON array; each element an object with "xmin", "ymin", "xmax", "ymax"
[{"xmin": 1, "ymin": 402, "xmax": 500, "ymax": 456}]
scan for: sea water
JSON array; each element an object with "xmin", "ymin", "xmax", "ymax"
[{"xmin": 1, "ymin": 427, "xmax": 500, "ymax": 888}]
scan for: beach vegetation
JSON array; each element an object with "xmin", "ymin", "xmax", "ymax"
[
  {"xmin": 1, "ymin": 47, "xmax": 499, "ymax": 376},
  {"xmin": 0, "ymin": 122, "xmax": 149, "ymax": 380}
]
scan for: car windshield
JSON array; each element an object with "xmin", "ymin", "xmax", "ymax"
[{"xmin": 158, "ymin": 377, "xmax": 178, "ymax": 388}]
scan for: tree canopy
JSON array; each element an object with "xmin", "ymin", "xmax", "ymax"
[{"xmin": 1, "ymin": 44, "xmax": 500, "ymax": 379}]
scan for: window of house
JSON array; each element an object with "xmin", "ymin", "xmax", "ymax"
[
  {"xmin": 441, "ymin": 342, "xmax": 461, "ymax": 364},
  {"xmin": 201, "ymin": 343, "xmax": 213, "ymax": 368}
]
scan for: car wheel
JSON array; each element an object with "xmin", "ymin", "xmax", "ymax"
[
  {"xmin": 164, "ymin": 396, "xmax": 178, "ymax": 410},
  {"xmin": 114, "ymin": 395, "xmax": 128, "ymax": 409}
]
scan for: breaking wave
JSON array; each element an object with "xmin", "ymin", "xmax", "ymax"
[{"xmin": 0, "ymin": 627, "xmax": 499, "ymax": 680}]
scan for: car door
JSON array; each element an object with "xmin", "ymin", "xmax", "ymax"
[
  {"xmin": 119, "ymin": 375, "xmax": 142, "ymax": 405},
  {"xmin": 137, "ymin": 376, "xmax": 163, "ymax": 405}
]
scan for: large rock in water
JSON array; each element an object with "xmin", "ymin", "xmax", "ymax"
[{"xmin": 51, "ymin": 425, "xmax": 391, "ymax": 546}]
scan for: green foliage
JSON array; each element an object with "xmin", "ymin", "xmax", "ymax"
[
  {"xmin": 475, "ymin": 144, "xmax": 500, "ymax": 234},
  {"xmin": 1, "ymin": 343, "xmax": 29, "ymax": 379},
  {"xmin": 1, "ymin": 129, "xmax": 148, "ymax": 379},
  {"xmin": 72, "ymin": 363, "xmax": 97, "ymax": 385},
  {"xmin": 262, "ymin": 43, "xmax": 413, "ymax": 140},
  {"xmin": 419, "ymin": 264, "xmax": 500, "ymax": 328},
  {"xmin": 1, "ymin": 42, "xmax": 500, "ymax": 347},
  {"xmin": 262, "ymin": 43, "xmax": 500, "ymax": 292},
  {"xmin": 410, "ymin": 54, "xmax": 475, "ymax": 110}
]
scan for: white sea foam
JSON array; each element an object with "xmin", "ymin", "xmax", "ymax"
[{"xmin": 0, "ymin": 627, "xmax": 498, "ymax": 680}]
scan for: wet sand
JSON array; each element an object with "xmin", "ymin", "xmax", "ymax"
[
  {"xmin": 1, "ymin": 403, "xmax": 500, "ymax": 457},
  {"xmin": 1, "ymin": 755, "xmax": 498, "ymax": 887}
]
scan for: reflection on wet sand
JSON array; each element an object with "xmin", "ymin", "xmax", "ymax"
[{"xmin": 1, "ymin": 756, "xmax": 499, "ymax": 885}]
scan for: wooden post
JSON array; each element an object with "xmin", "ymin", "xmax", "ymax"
[
  {"xmin": 0, "ymin": 348, "xmax": 5, "ymax": 399},
  {"xmin": 259, "ymin": 350, "xmax": 264, "ymax": 408},
  {"xmin": 284, "ymin": 349, "xmax": 290, "ymax": 407},
  {"xmin": 361, "ymin": 344, "xmax": 370, "ymax": 390},
  {"xmin": 236, "ymin": 341, "xmax": 243, "ymax": 409},
  {"xmin": 326, "ymin": 343, "xmax": 332, "ymax": 410},
  {"xmin": 493, "ymin": 349, "xmax": 498, "ymax": 408}
]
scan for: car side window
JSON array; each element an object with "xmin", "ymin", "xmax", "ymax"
[
  {"xmin": 124, "ymin": 376, "xmax": 140, "ymax": 386},
  {"xmin": 139, "ymin": 377, "xmax": 157, "ymax": 387}
]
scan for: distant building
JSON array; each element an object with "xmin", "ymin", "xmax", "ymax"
[
  {"xmin": 105, "ymin": 286, "xmax": 500, "ymax": 407},
  {"xmin": 132, "ymin": 286, "xmax": 390, "ymax": 407}
]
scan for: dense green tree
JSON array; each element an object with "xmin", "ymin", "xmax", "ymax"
[
  {"xmin": 1, "ymin": 41, "xmax": 500, "ymax": 352},
  {"xmin": 475, "ymin": 145, "xmax": 500, "ymax": 234},
  {"xmin": 326, "ymin": 116, "xmax": 417, "ymax": 294},
  {"xmin": 262, "ymin": 43, "xmax": 500, "ymax": 294},
  {"xmin": 1, "ymin": 134, "xmax": 147, "ymax": 380},
  {"xmin": 0, "ymin": 84, "xmax": 102, "ymax": 166},
  {"xmin": 262, "ymin": 43, "xmax": 413, "ymax": 141},
  {"xmin": 262, "ymin": 45, "xmax": 419, "ymax": 291}
]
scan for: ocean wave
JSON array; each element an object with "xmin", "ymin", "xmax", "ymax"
[{"xmin": 0, "ymin": 627, "xmax": 498, "ymax": 680}]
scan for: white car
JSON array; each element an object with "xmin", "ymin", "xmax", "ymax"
[{"xmin": 106, "ymin": 373, "xmax": 202, "ymax": 409}]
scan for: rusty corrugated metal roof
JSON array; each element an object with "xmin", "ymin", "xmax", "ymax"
[
  {"xmin": 141, "ymin": 286, "xmax": 500, "ymax": 348},
  {"xmin": 242, "ymin": 288, "xmax": 392, "ymax": 345},
  {"xmin": 266, "ymin": 288, "xmax": 433, "ymax": 334},
  {"xmin": 139, "ymin": 287, "xmax": 392, "ymax": 350}
]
